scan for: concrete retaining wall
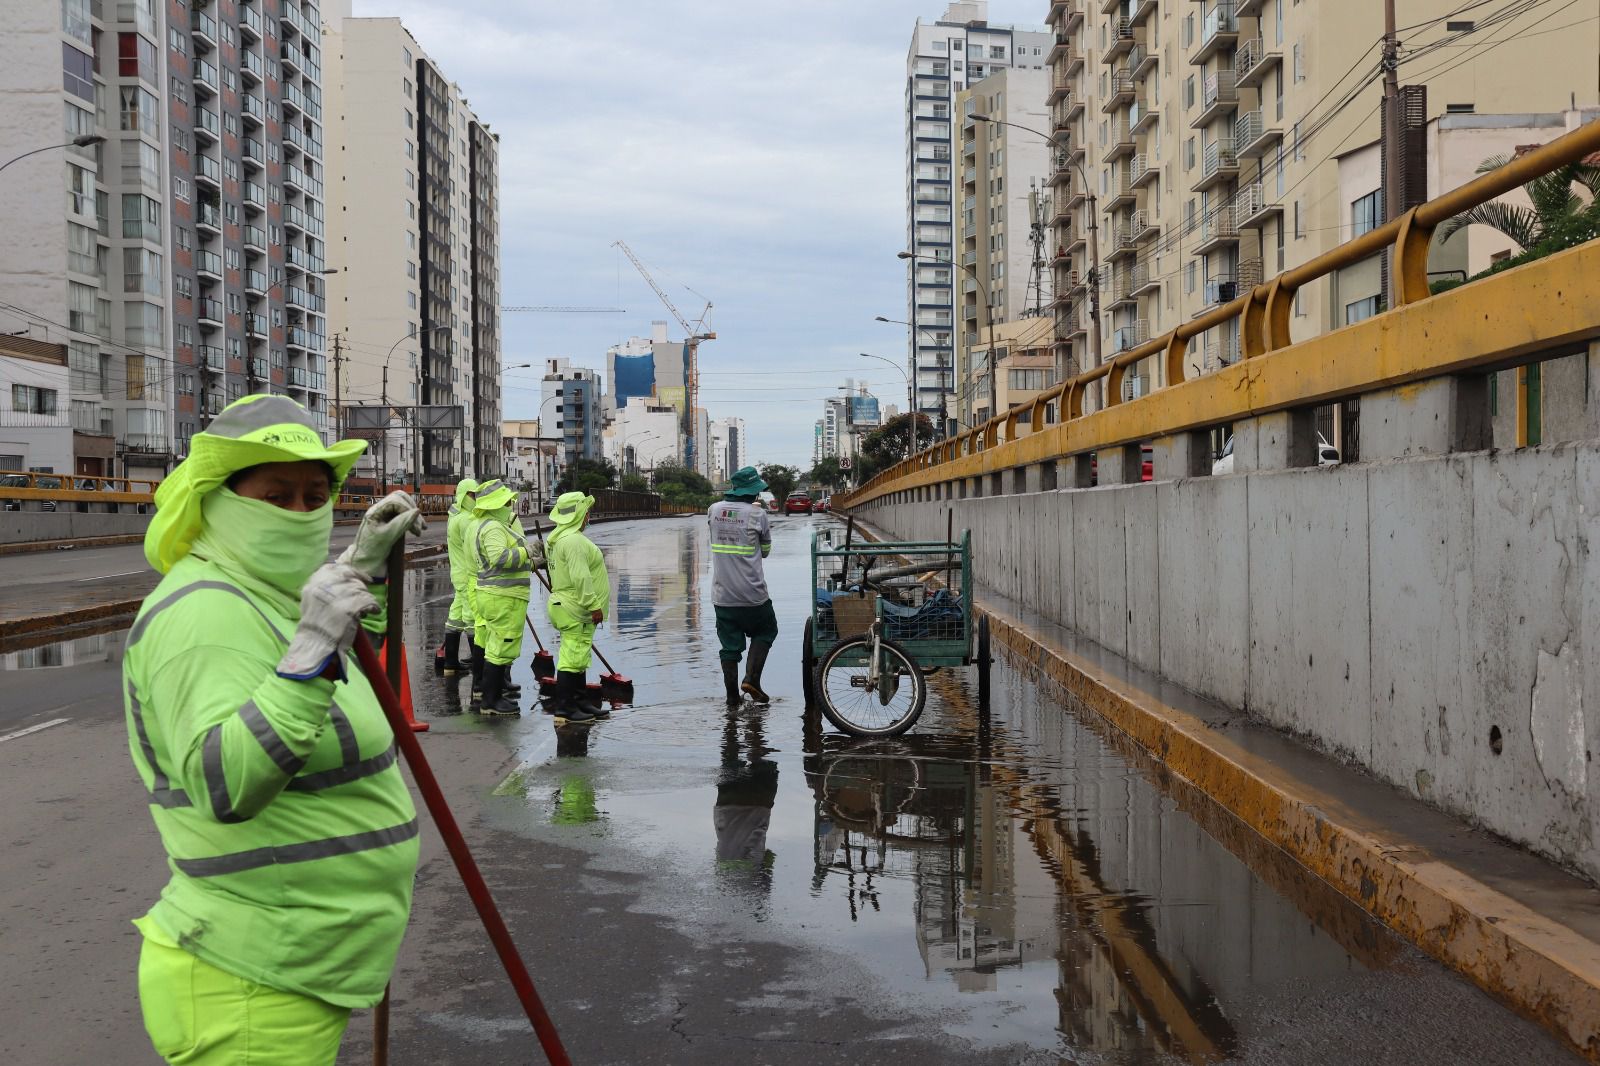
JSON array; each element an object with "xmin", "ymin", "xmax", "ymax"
[
  {"xmin": 853, "ymin": 442, "xmax": 1600, "ymax": 882},
  {"xmin": 0, "ymin": 511, "xmax": 151, "ymax": 544}
]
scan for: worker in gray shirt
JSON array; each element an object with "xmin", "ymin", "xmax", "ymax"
[{"xmin": 710, "ymin": 466, "xmax": 778, "ymax": 706}]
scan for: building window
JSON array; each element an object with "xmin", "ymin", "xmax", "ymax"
[
  {"xmin": 68, "ymin": 281, "xmax": 97, "ymax": 334},
  {"xmin": 121, "ymin": 85, "xmax": 161, "ymax": 134},
  {"xmin": 175, "ymin": 225, "xmax": 191, "ymax": 250},
  {"xmin": 1293, "ymin": 41, "xmax": 1304, "ymax": 82},
  {"xmin": 124, "ymin": 248, "xmax": 162, "ymax": 296},
  {"xmin": 1351, "ymin": 189, "xmax": 1382, "ymax": 236},
  {"xmin": 1294, "ymin": 199, "xmax": 1303, "ymax": 238},
  {"xmin": 62, "ymin": 43, "xmax": 94, "ymax": 100},
  {"xmin": 1345, "ymin": 296, "xmax": 1380, "ymax": 324},
  {"xmin": 67, "ymin": 222, "xmax": 97, "ymax": 275},
  {"xmin": 407, "ymin": 291, "xmax": 418, "ymax": 308},
  {"xmin": 407, "ymin": 261, "xmax": 417, "ymax": 278},
  {"xmin": 175, "ymin": 275, "xmax": 192, "ymax": 299},
  {"xmin": 118, "ymin": 32, "xmax": 158, "ymax": 84},
  {"xmin": 1185, "ymin": 260, "xmax": 1196, "ymax": 293},
  {"xmin": 932, "ymin": 40, "xmax": 946, "ymax": 52},
  {"xmin": 123, "ymin": 193, "xmax": 162, "ymax": 241},
  {"xmin": 168, "ymin": 25, "xmax": 187, "ymax": 55},
  {"xmin": 405, "ymin": 109, "xmax": 413, "ymax": 128},
  {"xmin": 403, "ymin": 47, "xmax": 413, "ymax": 66},
  {"xmin": 62, "ymin": 0, "xmax": 92, "ymax": 45},
  {"xmin": 11, "ymin": 385, "xmax": 59, "ymax": 416},
  {"xmin": 66, "ymin": 163, "xmax": 93, "ymax": 216},
  {"xmin": 1184, "ymin": 75, "xmax": 1195, "ymax": 109},
  {"xmin": 990, "ymin": 45, "xmax": 1005, "ymax": 58}
]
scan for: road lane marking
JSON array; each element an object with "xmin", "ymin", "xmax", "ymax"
[
  {"xmin": 76, "ymin": 569, "xmax": 144, "ymax": 582},
  {"xmin": 0, "ymin": 718, "xmax": 70, "ymax": 744}
]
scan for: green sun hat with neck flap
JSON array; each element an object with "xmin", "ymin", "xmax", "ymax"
[
  {"xmin": 470, "ymin": 478, "xmax": 516, "ymax": 513},
  {"xmin": 144, "ymin": 395, "xmax": 366, "ymax": 574},
  {"xmin": 454, "ymin": 477, "xmax": 481, "ymax": 508},
  {"xmin": 725, "ymin": 466, "xmax": 768, "ymax": 499}
]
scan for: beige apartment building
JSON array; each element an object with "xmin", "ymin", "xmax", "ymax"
[{"xmin": 1044, "ymin": 0, "xmax": 1600, "ymax": 406}]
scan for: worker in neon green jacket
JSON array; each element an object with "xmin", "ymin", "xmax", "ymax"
[
  {"xmin": 440, "ymin": 476, "xmax": 479, "ymax": 677},
  {"xmin": 124, "ymin": 395, "xmax": 425, "ymax": 1066},
  {"xmin": 468, "ymin": 479, "xmax": 538, "ymax": 716},
  {"xmin": 545, "ymin": 491, "xmax": 610, "ymax": 724}
]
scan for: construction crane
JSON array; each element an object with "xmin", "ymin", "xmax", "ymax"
[
  {"xmin": 501, "ymin": 306, "xmax": 625, "ymax": 313},
  {"xmin": 611, "ymin": 240, "xmax": 716, "ymax": 474}
]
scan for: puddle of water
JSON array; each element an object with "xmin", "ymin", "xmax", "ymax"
[{"xmin": 1, "ymin": 628, "xmax": 127, "ymax": 670}]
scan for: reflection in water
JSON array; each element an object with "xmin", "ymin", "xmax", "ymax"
[
  {"xmin": 604, "ymin": 522, "xmax": 705, "ymax": 655},
  {"xmin": 1, "ymin": 629, "xmax": 125, "ymax": 671},
  {"xmin": 715, "ymin": 705, "xmax": 779, "ymax": 908},
  {"xmin": 552, "ymin": 723, "xmax": 603, "ymax": 826}
]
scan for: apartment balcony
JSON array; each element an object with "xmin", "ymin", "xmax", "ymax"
[
  {"xmin": 1106, "ymin": 225, "xmax": 1139, "ymax": 263},
  {"xmin": 193, "ymin": 154, "xmax": 220, "ymax": 191},
  {"xmin": 197, "ymin": 344, "xmax": 225, "ymax": 371},
  {"xmin": 240, "ymin": 3, "xmax": 263, "ymax": 39},
  {"xmin": 1235, "ymin": 36, "xmax": 1281, "ymax": 89},
  {"xmin": 286, "ymin": 246, "xmax": 323, "ymax": 273},
  {"xmin": 241, "ymin": 138, "xmax": 265, "ymax": 172},
  {"xmin": 1238, "ymin": 257, "xmax": 1264, "ymax": 291},
  {"xmin": 196, "ymin": 300, "xmax": 223, "ymax": 330},
  {"xmin": 1112, "ymin": 320, "xmax": 1149, "ymax": 353},
  {"xmin": 1050, "ymin": 194, "xmax": 1076, "ymax": 227},
  {"xmin": 246, "ymin": 313, "xmax": 268, "ymax": 340},
  {"xmin": 281, "ymin": 1, "xmax": 303, "ymax": 37},
  {"xmin": 241, "ymin": 48, "xmax": 263, "ymax": 85},
  {"xmin": 1200, "ymin": 276, "xmax": 1241, "ymax": 310},
  {"xmin": 1235, "ymin": 108, "xmax": 1282, "ymax": 159},
  {"xmin": 243, "ymin": 181, "xmax": 265, "ymax": 212},
  {"xmin": 195, "ymin": 249, "xmax": 222, "ymax": 282},
  {"xmin": 1130, "ymin": 153, "xmax": 1160, "ymax": 188},
  {"xmin": 1108, "ymin": 270, "xmax": 1138, "ymax": 311},
  {"xmin": 286, "ymin": 326, "xmax": 322, "ymax": 352},
  {"xmin": 1235, "ymin": 182, "xmax": 1283, "ymax": 230},
  {"xmin": 1047, "ymin": 33, "xmax": 1074, "ymax": 65},
  {"xmin": 287, "ymin": 287, "xmax": 325, "ymax": 313},
  {"xmin": 1047, "ymin": 0, "xmax": 1084, "ymax": 32},
  {"xmin": 1131, "ymin": 208, "xmax": 1160, "ymax": 243},
  {"xmin": 244, "ymin": 225, "xmax": 267, "ymax": 253},
  {"xmin": 1056, "ymin": 307, "xmax": 1086, "ymax": 340},
  {"xmin": 194, "ymin": 107, "xmax": 220, "ymax": 145},
  {"xmin": 240, "ymin": 93, "xmax": 264, "ymax": 129},
  {"xmin": 1064, "ymin": 227, "xmax": 1087, "ymax": 256},
  {"xmin": 1190, "ymin": 3, "xmax": 1239, "ymax": 65},
  {"xmin": 1106, "ymin": 121, "xmax": 1135, "ymax": 162},
  {"xmin": 1192, "ymin": 68, "xmax": 1238, "ymax": 129},
  {"xmin": 286, "ymin": 366, "xmax": 325, "ymax": 391},
  {"xmin": 1048, "ymin": 76, "xmax": 1074, "ymax": 105},
  {"xmin": 1131, "ymin": 0, "xmax": 1158, "ymax": 25},
  {"xmin": 1103, "ymin": 70, "xmax": 1135, "ymax": 112},
  {"xmin": 1131, "ymin": 44, "xmax": 1158, "ymax": 82},
  {"xmin": 248, "ymin": 356, "xmax": 269, "ymax": 380},
  {"xmin": 1049, "ymin": 150, "xmax": 1076, "ymax": 187},
  {"xmin": 244, "ymin": 269, "xmax": 267, "ymax": 296},
  {"xmin": 1065, "ymin": 47, "xmax": 1086, "ymax": 75},
  {"xmin": 1131, "ymin": 258, "xmax": 1162, "ymax": 297},
  {"xmin": 193, "ymin": 58, "xmax": 218, "ymax": 97},
  {"xmin": 283, "ymin": 203, "xmax": 306, "ymax": 234},
  {"xmin": 190, "ymin": 9, "xmax": 216, "ymax": 50},
  {"xmin": 1236, "ymin": 0, "xmax": 1265, "ymax": 16},
  {"xmin": 1131, "ymin": 98, "xmax": 1158, "ymax": 134},
  {"xmin": 1193, "ymin": 210, "xmax": 1240, "ymax": 255},
  {"xmin": 1105, "ymin": 18, "xmax": 1136, "ymax": 63},
  {"xmin": 281, "ymin": 43, "xmax": 302, "ymax": 76},
  {"xmin": 1194, "ymin": 138, "xmax": 1239, "ymax": 191},
  {"xmin": 195, "ymin": 201, "xmax": 221, "ymax": 234},
  {"xmin": 1100, "ymin": 0, "xmax": 1121, "ymax": 13},
  {"xmin": 1103, "ymin": 173, "xmax": 1136, "ymax": 212}
]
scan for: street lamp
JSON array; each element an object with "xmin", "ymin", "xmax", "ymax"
[
  {"xmin": 860, "ymin": 352, "xmax": 915, "ymax": 459},
  {"xmin": 969, "ymin": 112, "xmax": 1103, "ymax": 386},
  {"xmin": 874, "ymin": 315, "xmax": 952, "ymax": 442},
  {"xmin": 381, "ymin": 324, "xmax": 450, "ymax": 492},
  {"xmin": 0, "ymin": 135, "xmax": 105, "ymax": 177},
  {"xmin": 898, "ymin": 249, "xmax": 994, "ymax": 433}
]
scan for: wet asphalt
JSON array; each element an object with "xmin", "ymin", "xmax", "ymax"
[{"xmin": 0, "ymin": 514, "xmax": 1581, "ymax": 1065}]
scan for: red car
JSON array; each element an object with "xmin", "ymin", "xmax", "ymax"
[{"xmin": 784, "ymin": 491, "xmax": 812, "ymax": 514}]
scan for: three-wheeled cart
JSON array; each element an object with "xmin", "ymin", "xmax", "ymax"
[{"xmin": 802, "ymin": 525, "xmax": 991, "ymax": 736}]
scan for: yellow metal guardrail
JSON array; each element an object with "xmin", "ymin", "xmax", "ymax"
[{"xmin": 842, "ymin": 118, "xmax": 1600, "ymax": 508}]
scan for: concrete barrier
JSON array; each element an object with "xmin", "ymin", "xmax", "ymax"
[{"xmin": 849, "ymin": 441, "xmax": 1600, "ymax": 884}]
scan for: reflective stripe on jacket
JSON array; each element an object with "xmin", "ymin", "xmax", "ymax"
[{"xmin": 473, "ymin": 513, "xmax": 534, "ymax": 591}]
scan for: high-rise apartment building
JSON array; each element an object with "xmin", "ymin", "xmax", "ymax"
[
  {"xmin": 324, "ymin": 10, "xmax": 501, "ymax": 481},
  {"xmin": 538, "ymin": 358, "xmax": 601, "ymax": 465},
  {"xmin": 710, "ymin": 415, "xmax": 746, "ymax": 482},
  {"xmin": 906, "ymin": 2, "xmax": 1050, "ymax": 434},
  {"xmin": 953, "ymin": 65, "xmax": 1051, "ymax": 429},
  {"xmin": 1045, "ymin": 0, "xmax": 1600, "ymax": 408}
]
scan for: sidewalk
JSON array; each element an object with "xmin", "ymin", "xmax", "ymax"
[{"xmin": 849, "ymin": 517, "xmax": 1600, "ymax": 1062}]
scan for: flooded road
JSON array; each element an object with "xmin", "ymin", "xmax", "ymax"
[
  {"xmin": 396, "ymin": 514, "xmax": 1574, "ymax": 1064},
  {"xmin": 0, "ymin": 513, "xmax": 1578, "ymax": 1064}
]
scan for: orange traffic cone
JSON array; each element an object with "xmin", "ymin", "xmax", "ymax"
[{"xmin": 380, "ymin": 641, "xmax": 430, "ymax": 733}]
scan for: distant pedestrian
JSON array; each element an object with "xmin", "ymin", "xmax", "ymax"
[
  {"xmin": 544, "ymin": 491, "xmax": 610, "ymax": 724},
  {"xmin": 709, "ymin": 466, "xmax": 777, "ymax": 706},
  {"xmin": 439, "ymin": 477, "xmax": 478, "ymax": 676}
]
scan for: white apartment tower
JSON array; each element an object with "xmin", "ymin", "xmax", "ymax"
[
  {"xmin": 906, "ymin": 2, "xmax": 1050, "ymax": 436},
  {"xmin": 324, "ymin": 9, "xmax": 501, "ymax": 482}
]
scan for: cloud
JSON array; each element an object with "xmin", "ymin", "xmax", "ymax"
[{"xmin": 348, "ymin": 0, "xmax": 1043, "ymax": 465}]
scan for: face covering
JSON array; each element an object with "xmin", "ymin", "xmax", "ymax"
[{"xmin": 192, "ymin": 488, "xmax": 334, "ymax": 597}]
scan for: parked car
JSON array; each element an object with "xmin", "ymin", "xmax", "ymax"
[
  {"xmin": 1, "ymin": 473, "xmax": 60, "ymax": 511},
  {"xmin": 784, "ymin": 491, "xmax": 813, "ymax": 515},
  {"xmin": 1212, "ymin": 434, "xmax": 1340, "ymax": 476},
  {"xmin": 814, "ymin": 496, "xmax": 832, "ymax": 513}
]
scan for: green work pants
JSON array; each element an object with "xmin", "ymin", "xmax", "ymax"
[
  {"xmin": 547, "ymin": 599, "xmax": 596, "ymax": 673},
  {"xmin": 137, "ymin": 921, "xmax": 349, "ymax": 1065},
  {"xmin": 715, "ymin": 601, "xmax": 779, "ymax": 662},
  {"xmin": 474, "ymin": 588, "xmax": 528, "ymax": 667}
]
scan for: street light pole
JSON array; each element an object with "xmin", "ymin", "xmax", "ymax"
[
  {"xmin": 874, "ymin": 314, "xmax": 950, "ymax": 448},
  {"xmin": 970, "ymin": 113, "xmax": 1103, "ymax": 391},
  {"xmin": 859, "ymin": 352, "xmax": 914, "ymax": 459},
  {"xmin": 899, "ymin": 251, "xmax": 992, "ymax": 433},
  {"xmin": 383, "ymin": 324, "xmax": 449, "ymax": 494},
  {"xmin": 0, "ymin": 134, "xmax": 105, "ymax": 177}
]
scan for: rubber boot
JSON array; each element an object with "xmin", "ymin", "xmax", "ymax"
[
  {"xmin": 503, "ymin": 675, "xmax": 522, "ymax": 699},
  {"xmin": 467, "ymin": 639, "xmax": 485, "ymax": 709},
  {"xmin": 478, "ymin": 662, "xmax": 521, "ymax": 717},
  {"xmin": 442, "ymin": 631, "xmax": 463, "ymax": 676},
  {"xmin": 553, "ymin": 672, "xmax": 596, "ymax": 725},
  {"xmin": 576, "ymin": 673, "xmax": 609, "ymax": 718},
  {"xmin": 722, "ymin": 660, "xmax": 743, "ymax": 707},
  {"xmin": 741, "ymin": 642, "xmax": 773, "ymax": 705}
]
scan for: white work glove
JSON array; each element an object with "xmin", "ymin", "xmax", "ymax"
[
  {"xmin": 277, "ymin": 563, "xmax": 380, "ymax": 680},
  {"xmin": 339, "ymin": 490, "xmax": 426, "ymax": 580}
]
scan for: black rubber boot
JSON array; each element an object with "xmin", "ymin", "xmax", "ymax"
[
  {"xmin": 576, "ymin": 673, "xmax": 609, "ymax": 718},
  {"xmin": 553, "ymin": 673, "xmax": 596, "ymax": 725},
  {"xmin": 468, "ymin": 639, "xmax": 485, "ymax": 707},
  {"xmin": 502, "ymin": 675, "xmax": 522, "ymax": 699},
  {"xmin": 478, "ymin": 662, "xmax": 521, "ymax": 716},
  {"xmin": 442, "ymin": 631, "xmax": 463, "ymax": 675},
  {"xmin": 722, "ymin": 660, "xmax": 743, "ymax": 707},
  {"xmin": 742, "ymin": 642, "xmax": 773, "ymax": 705}
]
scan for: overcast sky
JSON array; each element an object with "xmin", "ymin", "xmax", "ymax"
[{"xmin": 350, "ymin": 0, "xmax": 1044, "ymax": 468}]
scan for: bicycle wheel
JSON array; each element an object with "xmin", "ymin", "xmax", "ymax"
[
  {"xmin": 816, "ymin": 635, "xmax": 927, "ymax": 738},
  {"xmin": 801, "ymin": 617, "xmax": 817, "ymax": 707}
]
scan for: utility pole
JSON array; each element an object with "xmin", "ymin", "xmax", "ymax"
[
  {"xmin": 1381, "ymin": 0, "xmax": 1402, "ymax": 309},
  {"xmin": 331, "ymin": 333, "xmax": 343, "ymax": 441},
  {"xmin": 379, "ymin": 363, "xmax": 388, "ymax": 493}
]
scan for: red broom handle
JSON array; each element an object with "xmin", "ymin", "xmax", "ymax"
[{"xmin": 353, "ymin": 632, "xmax": 573, "ymax": 1066}]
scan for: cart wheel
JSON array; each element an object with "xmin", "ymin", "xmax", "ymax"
[
  {"xmin": 977, "ymin": 614, "xmax": 992, "ymax": 710},
  {"xmin": 801, "ymin": 617, "xmax": 817, "ymax": 707},
  {"xmin": 817, "ymin": 634, "xmax": 927, "ymax": 738}
]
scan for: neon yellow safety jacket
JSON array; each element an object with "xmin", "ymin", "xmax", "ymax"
[
  {"xmin": 123, "ymin": 554, "xmax": 419, "ymax": 1010},
  {"xmin": 473, "ymin": 512, "xmax": 536, "ymax": 597},
  {"xmin": 546, "ymin": 528, "xmax": 610, "ymax": 618},
  {"xmin": 446, "ymin": 496, "xmax": 478, "ymax": 630}
]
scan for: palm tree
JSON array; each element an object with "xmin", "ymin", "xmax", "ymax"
[{"xmin": 1439, "ymin": 152, "xmax": 1600, "ymax": 251}]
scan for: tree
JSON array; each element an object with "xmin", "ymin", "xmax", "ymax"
[
  {"xmin": 807, "ymin": 456, "xmax": 849, "ymax": 493},
  {"xmin": 1439, "ymin": 153, "xmax": 1600, "ymax": 255},
  {"xmin": 555, "ymin": 457, "xmax": 617, "ymax": 495},
  {"xmin": 853, "ymin": 413, "xmax": 934, "ymax": 484},
  {"xmin": 652, "ymin": 461, "xmax": 717, "ymax": 509},
  {"xmin": 619, "ymin": 473, "xmax": 649, "ymax": 493},
  {"xmin": 758, "ymin": 463, "xmax": 801, "ymax": 502}
]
